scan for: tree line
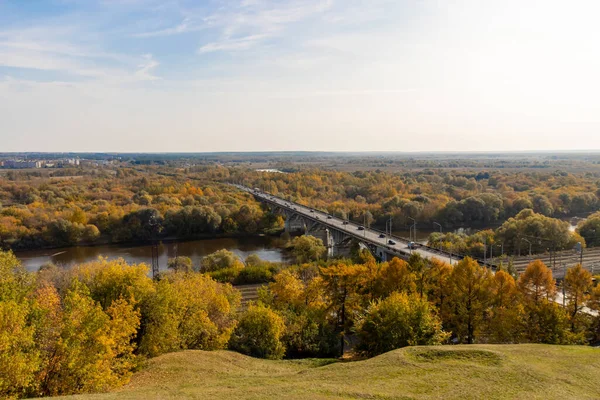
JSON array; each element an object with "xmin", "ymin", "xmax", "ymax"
[
  {"xmin": 233, "ymin": 167, "xmax": 600, "ymax": 233},
  {"xmin": 0, "ymin": 168, "xmax": 283, "ymax": 249},
  {"xmin": 2, "ymin": 241, "xmax": 599, "ymax": 398}
]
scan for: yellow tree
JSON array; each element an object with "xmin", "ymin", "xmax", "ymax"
[
  {"xmin": 564, "ymin": 264, "xmax": 593, "ymax": 332},
  {"xmin": 485, "ymin": 270, "xmax": 524, "ymax": 343},
  {"xmin": 447, "ymin": 257, "xmax": 492, "ymax": 344},
  {"xmin": 427, "ymin": 258, "xmax": 453, "ymax": 327},
  {"xmin": 375, "ymin": 257, "xmax": 415, "ymax": 298},
  {"xmin": 517, "ymin": 260, "xmax": 555, "ymax": 304},
  {"xmin": 319, "ymin": 262, "xmax": 365, "ymax": 356}
]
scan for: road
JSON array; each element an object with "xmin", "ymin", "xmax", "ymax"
[{"xmin": 234, "ymin": 184, "xmax": 460, "ymax": 265}]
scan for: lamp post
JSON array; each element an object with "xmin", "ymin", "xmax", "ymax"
[
  {"xmin": 408, "ymin": 217, "xmax": 416, "ymax": 243},
  {"xmin": 386, "ymin": 217, "xmax": 393, "ymax": 239}
]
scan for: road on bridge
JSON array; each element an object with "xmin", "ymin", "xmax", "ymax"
[{"xmin": 234, "ymin": 184, "xmax": 460, "ymax": 265}]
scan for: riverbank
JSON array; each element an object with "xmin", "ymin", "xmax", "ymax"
[{"xmin": 15, "ymin": 234, "xmax": 291, "ymax": 271}]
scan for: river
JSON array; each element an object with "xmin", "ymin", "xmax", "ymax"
[
  {"xmin": 16, "ymin": 236, "xmax": 290, "ymax": 272},
  {"xmin": 14, "ymin": 218, "xmax": 584, "ymax": 272}
]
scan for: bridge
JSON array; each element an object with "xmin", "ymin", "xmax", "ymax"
[{"xmin": 233, "ymin": 185, "xmax": 460, "ymax": 264}]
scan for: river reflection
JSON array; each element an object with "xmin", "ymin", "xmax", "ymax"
[{"xmin": 16, "ymin": 236, "xmax": 290, "ymax": 272}]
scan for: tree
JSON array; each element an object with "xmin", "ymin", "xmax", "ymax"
[
  {"xmin": 408, "ymin": 253, "xmax": 429, "ymax": 298},
  {"xmin": 319, "ymin": 263, "xmax": 364, "ymax": 356},
  {"xmin": 427, "ymin": 258, "xmax": 453, "ymax": 325},
  {"xmin": 41, "ymin": 281, "xmax": 140, "ymax": 396},
  {"xmin": 375, "ymin": 257, "xmax": 415, "ymax": 298},
  {"xmin": 563, "ymin": 264, "xmax": 593, "ymax": 332},
  {"xmin": 577, "ymin": 213, "xmax": 600, "ymax": 247},
  {"xmin": 290, "ymin": 236, "xmax": 326, "ymax": 264},
  {"xmin": 0, "ymin": 299, "xmax": 38, "ymax": 398},
  {"xmin": 167, "ymin": 256, "xmax": 194, "ymax": 273},
  {"xmin": 356, "ymin": 292, "xmax": 448, "ymax": 356},
  {"xmin": 139, "ymin": 273, "xmax": 240, "ymax": 357},
  {"xmin": 447, "ymin": 257, "xmax": 492, "ymax": 344},
  {"xmin": 200, "ymin": 249, "xmax": 244, "ymax": 272},
  {"xmin": 484, "ymin": 270, "xmax": 524, "ymax": 343},
  {"xmin": 229, "ymin": 304, "xmax": 286, "ymax": 360},
  {"xmin": 518, "ymin": 260, "xmax": 555, "ymax": 305}
]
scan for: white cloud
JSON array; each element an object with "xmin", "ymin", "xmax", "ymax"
[
  {"xmin": 197, "ymin": 0, "xmax": 334, "ymax": 54},
  {"xmin": 134, "ymin": 54, "xmax": 160, "ymax": 81}
]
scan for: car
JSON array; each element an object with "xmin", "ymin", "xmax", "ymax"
[
  {"xmin": 342, "ymin": 221, "xmax": 349, "ymax": 225},
  {"xmin": 379, "ymin": 233, "xmax": 386, "ymax": 238},
  {"xmin": 316, "ymin": 216, "xmax": 320, "ymax": 220},
  {"xmin": 293, "ymin": 207, "xmax": 297, "ymax": 210},
  {"xmin": 327, "ymin": 215, "xmax": 332, "ymax": 219},
  {"xmin": 388, "ymin": 239, "xmax": 396, "ymax": 245},
  {"xmin": 309, "ymin": 209, "xmax": 314, "ymax": 213},
  {"xmin": 357, "ymin": 226, "xmax": 365, "ymax": 230},
  {"xmin": 407, "ymin": 241, "xmax": 416, "ymax": 249}
]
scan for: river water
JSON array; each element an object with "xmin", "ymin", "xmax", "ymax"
[
  {"xmin": 16, "ymin": 236, "xmax": 290, "ymax": 272},
  {"xmin": 14, "ymin": 218, "xmax": 584, "ymax": 272}
]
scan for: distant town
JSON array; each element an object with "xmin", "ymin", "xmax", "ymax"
[{"xmin": 0, "ymin": 157, "xmax": 115, "ymax": 169}]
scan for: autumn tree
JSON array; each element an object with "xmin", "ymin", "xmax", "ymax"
[
  {"xmin": 374, "ymin": 257, "xmax": 415, "ymax": 298},
  {"xmin": 356, "ymin": 292, "xmax": 448, "ymax": 356},
  {"xmin": 518, "ymin": 260, "xmax": 556, "ymax": 304},
  {"xmin": 229, "ymin": 304, "xmax": 286, "ymax": 360},
  {"xmin": 426, "ymin": 258, "xmax": 453, "ymax": 325},
  {"xmin": 563, "ymin": 264, "xmax": 593, "ymax": 332},
  {"xmin": 447, "ymin": 257, "xmax": 492, "ymax": 344},
  {"xmin": 319, "ymin": 263, "xmax": 365, "ymax": 356},
  {"xmin": 484, "ymin": 270, "xmax": 524, "ymax": 342},
  {"xmin": 290, "ymin": 235, "xmax": 327, "ymax": 264}
]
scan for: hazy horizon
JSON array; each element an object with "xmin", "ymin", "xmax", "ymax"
[{"xmin": 2, "ymin": 0, "xmax": 599, "ymax": 152}]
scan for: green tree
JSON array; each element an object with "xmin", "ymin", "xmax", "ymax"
[
  {"xmin": 577, "ymin": 212, "xmax": 600, "ymax": 247},
  {"xmin": 167, "ymin": 256, "xmax": 194, "ymax": 273},
  {"xmin": 356, "ymin": 292, "xmax": 448, "ymax": 356},
  {"xmin": 290, "ymin": 235, "xmax": 327, "ymax": 264},
  {"xmin": 229, "ymin": 304, "xmax": 286, "ymax": 360},
  {"xmin": 200, "ymin": 249, "xmax": 244, "ymax": 272}
]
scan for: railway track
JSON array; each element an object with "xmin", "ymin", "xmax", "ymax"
[{"xmin": 490, "ymin": 247, "xmax": 600, "ymax": 278}]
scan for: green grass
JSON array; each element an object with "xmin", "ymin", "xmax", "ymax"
[{"xmin": 57, "ymin": 345, "xmax": 600, "ymax": 400}]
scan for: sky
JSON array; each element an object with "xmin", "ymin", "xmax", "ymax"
[{"xmin": 1, "ymin": 0, "xmax": 599, "ymax": 152}]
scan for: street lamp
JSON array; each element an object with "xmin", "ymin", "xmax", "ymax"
[
  {"xmin": 408, "ymin": 217, "xmax": 416, "ymax": 243},
  {"xmin": 386, "ymin": 217, "xmax": 393, "ymax": 238}
]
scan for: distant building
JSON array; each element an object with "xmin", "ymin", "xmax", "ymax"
[{"xmin": 3, "ymin": 160, "xmax": 42, "ymax": 169}]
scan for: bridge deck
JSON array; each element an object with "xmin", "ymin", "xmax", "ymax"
[{"xmin": 234, "ymin": 185, "xmax": 459, "ymax": 265}]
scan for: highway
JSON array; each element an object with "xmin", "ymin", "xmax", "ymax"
[{"xmin": 234, "ymin": 185, "xmax": 460, "ymax": 265}]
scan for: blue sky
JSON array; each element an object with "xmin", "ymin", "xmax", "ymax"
[{"xmin": 1, "ymin": 0, "xmax": 599, "ymax": 152}]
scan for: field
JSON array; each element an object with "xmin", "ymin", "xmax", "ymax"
[{"xmin": 56, "ymin": 345, "xmax": 600, "ymax": 400}]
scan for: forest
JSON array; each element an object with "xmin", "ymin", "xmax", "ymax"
[
  {"xmin": 1, "ymin": 158, "xmax": 599, "ymax": 257},
  {"xmin": 1, "ymin": 245, "xmax": 599, "ymax": 398}
]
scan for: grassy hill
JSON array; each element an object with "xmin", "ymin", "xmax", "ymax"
[{"xmin": 57, "ymin": 345, "xmax": 599, "ymax": 400}]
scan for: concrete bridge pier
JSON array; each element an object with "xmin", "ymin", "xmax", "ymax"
[{"xmin": 284, "ymin": 213, "xmax": 305, "ymax": 233}]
